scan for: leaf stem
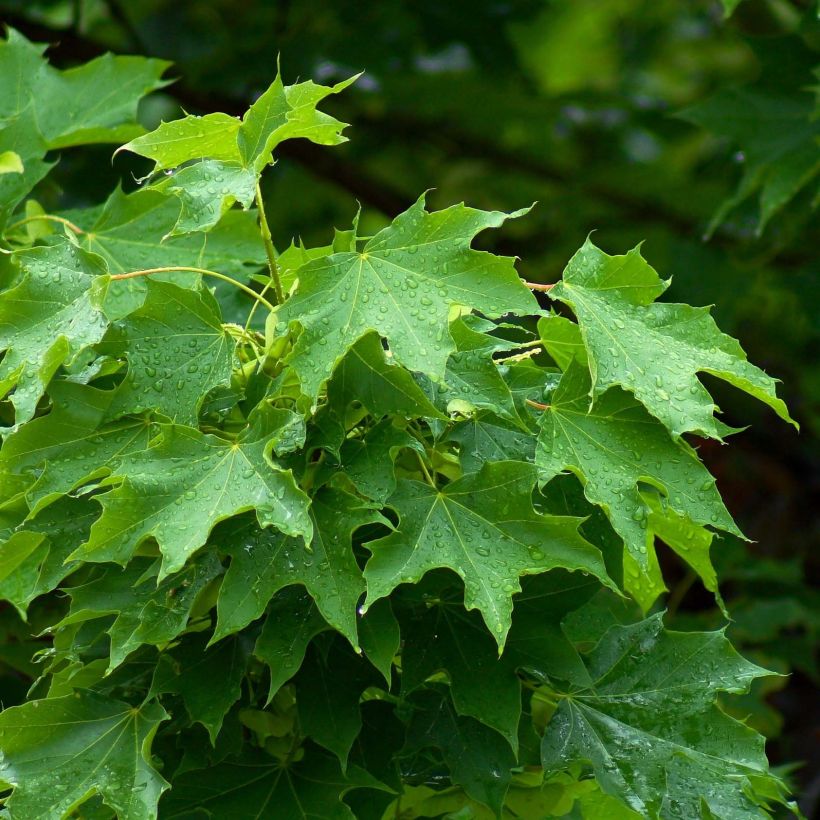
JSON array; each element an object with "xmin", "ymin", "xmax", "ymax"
[
  {"xmin": 5, "ymin": 213, "xmax": 85, "ymax": 236},
  {"xmin": 524, "ymin": 281, "xmax": 554, "ymax": 292},
  {"xmin": 244, "ymin": 280, "xmax": 273, "ymax": 334},
  {"xmin": 525, "ymin": 398, "xmax": 550, "ymax": 411},
  {"xmin": 110, "ymin": 266, "xmax": 277, "ymax": 313},
  {"xmin": 255, "ymin": 182, "xmax": 285, "ymax": 306},
  {"xmin": 415, "ymin": 449, "xmax": 437, "ymax": 488}
]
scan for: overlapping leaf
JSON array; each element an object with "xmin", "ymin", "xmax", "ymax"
[
  {"xmin": 160, "ymin": 746, "xmax": 387, "ymax": 819},
  {"xmin": 549, "ymin": 239, "xmax": 793, "ymax": 439},
  {"xmin": 254, "ymin": 588, "xmax": 331, "ymax": 701},
  {"xmin": 363, "ymin": 460, "xmax": 614, "ymax": 648},
  {"xmin": 212, "ymin": 488, "xmax": 384, "ymax": 649},
  {"xmin": 0, "ymin": 691, "xmax": 168, "ymax": 820},
  {"xmin": 73, "ymin": 406, "xmax": 311, "ymax": 577},
  {"xmin": 402, "ymin": 688, "xmax": 516, "ymax": 815},
  {"xmin": 118, "ymin": 72, "xmax": 356, "ymax": 234},
  {"xmin": 539, "ymin": 614, "xmax": 780, "ymax": 820},
  {"xmin": 0, "ymin": 29, "xmax": 168, "ymax": 224},
  {"xmin": 327, "ymin": 331, "xmax": 443, "ymax": 420},
  {"xmin": 0, "ymin": 380, "xmax": 152, "ymax": 515},
  {"xmin": 61, "ymin": 187, "xmax": 267, "ymax": 318},
  {"xmin": 680, "ymin": 46, "xmax": 820, "ymax": 233},
  {"xmin": 0, "ymin": 496, "xmax": 97, "ymax": 617},
  {"xmin": 537, "ymin": 363, "xmax": 737, "ymax": 609},
  {"xmin": 56, "ymin": 554, "xmax": 222, "ymax": 671},
  {"xmin": 151, "ymin": 632, "xmax": 249, "ymax": 742}
]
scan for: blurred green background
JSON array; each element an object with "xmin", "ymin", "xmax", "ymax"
[{"xmin": 1, "ymin": 0, "xmax": 817, "ymax": 810}]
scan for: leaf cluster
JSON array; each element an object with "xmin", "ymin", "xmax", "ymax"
[{"xmin": 0, "ymin": 29, "xmax": 799, "ymax": 820}]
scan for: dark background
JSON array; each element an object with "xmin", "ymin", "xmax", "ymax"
[{"xmin": 1, "ymin": 0, "xmax": 817, "ymax": 811}]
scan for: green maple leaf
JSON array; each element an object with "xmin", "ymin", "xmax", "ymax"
[
  {"xmin": 0, "ymin": 691, "xmax": 168, "ymax": 820},
  {"xmin": 118, "ymin": 72, "xmax": 356, "ymax": 234},
  {"xmin": 538, "ymin": 313, "xmax": 587, "ymax": 370},
  {"xmin": 65, "ymin": 188, "xmax": 265, "ymax": 276},
  {"xmin": 276, "ymin": 196, "xmax": 537, "ymax": 399},
  {"xmin": 151, "ymin": 632, "xmax": 249, "ymax": 742},
  {"xmin": 212, "ymin": 488, "xmax": 384, "ymax": 649},
  {"xmin": 399, "ymin": 571, "xmax": 597, "ymax": 752},
  {"xmin": 157, "ymin": 159, "xmax": 257, "ymax": 236},
  {"xmin": 549, "ymin": 239, "xmax": 794, "ymax": 439},
  {"xmin": 122, "ymin": 74, "xmax": 355, "ymax": 174},
  {"xmin": 428, "ymin": 316, "xmax": 527, "ymax": 427},
  {"xmin": 362, "ymin": 460, "xmax": 614, "ymax": 648},
  {"xmin": 160, "ymin": 746, "xmax": 388, "ymax": 819},
  {"xmin": 0, "ymin": 242, "xmax": 109, "ymax": 426},
  {"xmin": 55, "ymin": 553, "xmax": 222, "ymax": 671},
  {"xmin": 0, "ymin": 30, "xmax": 169, "ymax": 149},
  {"xmin": 0, "ymin": 380, "xmax": 151, "ymax": 515},
  {"xmin": 539, "ymin": 614, "xmax": 781, "ymax": 820},
  {"xmin": 401, "ymin": 600, "xmax": 522, "ymax": 752},
  {"xmin": 100, "ymin": 280, "xmax": 234, "ymax": 425},
  {"xmin": 296, "ymin": 640, "xmax": 381, "ymax": 767},
  {"xmin": 357, "ymin": 598, "xmax": 401, "ymax": 685},
  {"xmin": 537, "ymin": 363, "xmax": 739, "ymax": 609},
  {"xmin": 0, "ymin": 29, "xmax": 168, "ymax": 224},
  {"xmin": 72, "ymin": 406, "xmax": 311, "ymax": 577}
]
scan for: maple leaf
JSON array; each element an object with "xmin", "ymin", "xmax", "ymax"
[
  {"xmin": 62, "ymin": 187, "xmax": 266, "ymax": 318},
  {"xmin": 55, "ymin": 554, "xmax": 222, "ymax": 671},
  {"xmin": 327, "ymin": 331, "xmax": 444, "ymax": 420},
  {"xmin": 72, "ymin": 405, "xmax": 311, "ymax": 577},
  {"xmin": 537, "ymin": 363, "xmax": 738, "ymax": 609},
  {"xmin": 151, "ymin": 632, "xmax": 249, "ymax": 743},
  {"xmin": 680, "ymin": 45, "xmax": 820, "ymax": 233},
  {"xmin": 539, "ymin": 614, "xmax": 781, "ymax": 820},
  {"xmin": 277, "ymin": 195, "xmax": 537, "ymax": 399},
  {"xmin": 362, "ymin": 460, "xmax": 615, "ymax": 648},
  {"xmin": 548, "ymin": 238, "xmax": 794, "ymax": 439},
  {"xmin": 211, "ymin": 487, "xmax": 384, "ymax": 649},
  {"xmin": 0, "ymin": 691, "xmax": 168, "ymax": 820},
  {"xmin": 118, "ymin": 72, "xmax": 357, "ymax": 234},
  {"xmin": 0, "ymin": 29, "xmax": 168, "ymax": 224},
  {"xmin": 0, "ymin": 496, "xmax": 97, "ymax": 617},
  {"xmin": 160, "ymin": 746, "xmax": 388, "ymax": 819},
  {"xmin": 254, "ymin": 587, "xmax": 331, "ymax": 702},
  {"xmin": 0, "ymin": 380, "xmax": 152, "ymax": 516}
]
